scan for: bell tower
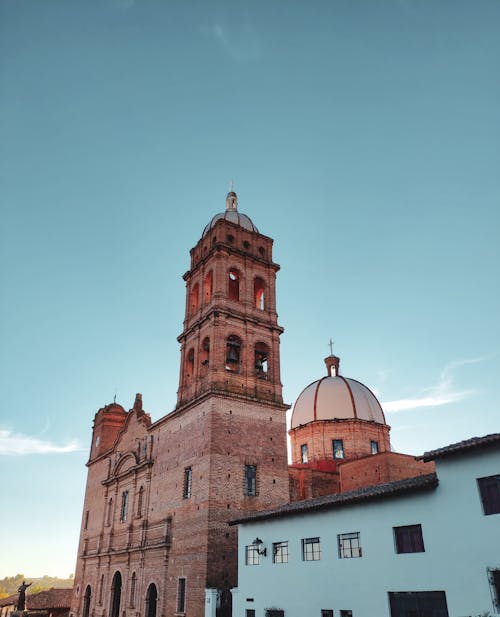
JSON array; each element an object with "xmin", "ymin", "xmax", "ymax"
[{"xmin": 177, "ymin": 190, "xmax": 284, "ymax": 408}]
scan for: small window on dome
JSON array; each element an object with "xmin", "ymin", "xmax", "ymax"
[
  {"xmin": 333, "ymin": 439, "xmax": 345, "ymax": 460},
  {"xmin": 301, "ymin": 444, "xmax": 308, "ymax": 464},
  {"xmin": 371, "ymin": 440, "xmax": 379, "ymax": 455}
]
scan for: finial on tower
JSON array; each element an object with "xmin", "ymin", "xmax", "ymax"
[
  {"xmin": 226, "ymin": 181, "xmax": 238, "ymax": 211},
  {"xmin": 325, "ymin": 339, "xmax": 340, "ymax": 377}
]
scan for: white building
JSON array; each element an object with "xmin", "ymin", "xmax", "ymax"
[{"xmin": 231, "ymin": 434, "xmax": 500, "ymax": 617}]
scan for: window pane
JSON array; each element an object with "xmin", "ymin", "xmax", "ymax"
[
  {"xmin": 333, "ymin": 439, "xmax": 345, "ymax": 459},
  {"xmin": 478, "ymin": 475, "xmax": 500, "ymax": 515},
  {"xmin": 338, "ymin": 532, "xmax": 362, "ymax": 558},
  {"xmin": 245, "ymin": 545, "xmax": 260, "ymax": 566},
  {"xmin": 302, "ymin": 537, "xmax": 321, "ymax": 561},
  {"xmin": 245, "ymin": 465, "xmax": 257, "ymax": 496},
  {"xmin": 394, "ymin": 525, "xmax": 424, "ymax": 553},
  {"xmin": 273, "ymin": 541, "xmax": 289, "ymax": 564}
]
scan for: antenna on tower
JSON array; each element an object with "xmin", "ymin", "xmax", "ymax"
[
  {"xmin": 328, "ymin": 339, "xmax": 334, "ymax": 355},
  {"xmin": 113, "ymin": 388, "xmax": 117, "ymax": 404},
  {"xmin": 229, "ymin": 178, "xmax": 234, "ymax": 192}
]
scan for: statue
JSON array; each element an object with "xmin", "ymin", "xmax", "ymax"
[{"xmin": 16, "ymin": 581, "xmax": 32, "ymax": 611}]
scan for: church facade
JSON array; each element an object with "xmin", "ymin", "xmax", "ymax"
[{"xmin": 70, "ymin": 192, "xmax": 290, "ymax": 617}]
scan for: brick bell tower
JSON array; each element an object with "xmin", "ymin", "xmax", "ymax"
[
  {"xmin": 177, "ymin": 189, "xmax": 284, "ymax": 408},
  {"xmin": 172, "ymin": 188, "xmax": 290, "ymax": 612}
]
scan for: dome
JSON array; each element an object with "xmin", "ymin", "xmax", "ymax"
[
  {"xmin": 202, "ymin": 190, "xmax": 259, "ymax": 237},
  {"xmin": 290, "ymin": 356, "xmax": 386, "ymax": 429}
]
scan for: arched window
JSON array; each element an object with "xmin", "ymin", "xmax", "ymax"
[
  {"xmin": 203, "ymin": 270, "xmax": 213, "ymax": 303},
  {"xmin": 145, "ymin": 583, "xmax": 158, "ymax": 617},
  {"xmin": 254, "ymin": 343, "xmax": 269, "ymax": 379},
  {"xmin": 98, "ymin": 575, "xmax": 104, "ymax": 605},
  {"xmin": 129, "ymin": 572, "xmax": 136, "ymax": 608},
  {"xmin": 228, "ymin": 269, "xmax": 240, "ymax": 301},
  {"xmin": 225, "ymin": 336, "xmax": 241, "ymax": 373},
  {"xmin": 186, "ymin": 348, "xmax": 195, "ymax": 380},
  {"xmin": 190, "ymin": 283, "xmax": 199, "ymax": 315},
  {"xmin": 200, "ymin": 337, "xmax": 210, "ymax": 370},
  {"xmin": 254, "ymin": 277, "xmax": 265, "ymax": 310},
  {"xmin": 137, "ymin": 486, "xmax": 144, "ymax": 517},
  {"xmin": 109, "ymin": 572, "xmax": 122, "ymax": 617},
  {"xmin": 106, "ymin": 498, "xmax": 113, "ymax": 526},
  {"xmin": 83, "ymin": 585, "xmax": 91, "ymax": 617}
]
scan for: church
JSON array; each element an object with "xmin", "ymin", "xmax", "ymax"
[{"xmin": 70, "ymin": 191, "xmax": 497, "ymax": 617}]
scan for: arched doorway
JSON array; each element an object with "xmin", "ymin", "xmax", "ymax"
[
  {"xmin": 110, "ymin": 572, "xmax": 122, "ymax": 617},
  {"xmin": 82, "ymin": 585, "xmax": 91, "ymax": 617},
  {"xmin": 145, "ymin": 583, "xmax": 158, "ymax": 617}
]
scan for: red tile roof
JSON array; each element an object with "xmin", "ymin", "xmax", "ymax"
[
  {"xmin": 0, "ymin": 588, "xmax": 73, "ymax": 610},
  {"xmin": 230, "ymin": 472, "xmax": 438, "ymax": 525},
  {"xmin": 422, "ymin": 433, "xmax": 500, "ymax": 462}
]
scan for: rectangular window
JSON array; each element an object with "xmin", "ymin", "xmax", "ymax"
[
  {"xmin": 244, "ymin": 465, "xmax": 257, "ymax": 496},
  {"xmin": 246, "ymin": 611, "xmax": 256, "ymax": 617},
  {"xmin": 177, "ymin": 578, "xmax": 186, "ymax": 613},
  {"xmin": 245, "ymin": 545, "xmax": 260, "ymax": 565},
  {"xmin": 477, "ymin": 475, "xmax": 500, "ymax": 515},
  {"xmin": 338, "ymin": 532, "xmax": 362, "ymax": 558},
  {"xmin": 183, "ymin": 467, "xmax": 192, "ymax": 499},
  {"xmin": 302, "ymin": 537, "xmax": 321, "ymax": 561},
  {"xmin": 265, "ymin": 611, "xmax": 284, "ymax": 617},
  {"xmin": 489, "ymin": 568, "xmax": 500, "ymax": 613},
  {"xmin": 321, "ymin": 611, "xmax": 334, "ymax": 617},
  {"xmin": 388, "ymin": 591, "xmax": 448, "ymax": 617},
  {"xmin": 120, "ymin": 490, "xmax": 129, "ymax": 522},
  {"xmin": 301, "ymin": 444, "xmax": 308, "ymax": 463},
  {"xmin": 273, "ymin": 541, "xmax": 289, "ymax": 564},
  {"xmin": 84, "ymin": 510, "xmax": 89, "ymax": 530},
  {"xmin": 393, "ymin": 524, "xmax": 425, "ymax": 553},
  {"xmin": 371, "ymin": 440, "xmax": 379, "ymax": 454},
  {"xmin": 332, "ymin": 439, "xmax": 345, "ymax": 459},
  {"xmin": 340, "ymin": 612, "xmax": 353, "ymax": 617}
]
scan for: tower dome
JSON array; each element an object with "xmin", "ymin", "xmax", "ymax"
[
  {"xmin": 291, "ymin": 355, "xmax": 386, "ymax": 429},
  {"xmin": 202, "ymin": 189, "xmax": 259, "ymax": 236},
  {"xmin": 289, "ymin": 354, "xmax": 391, "ymax": 467}
]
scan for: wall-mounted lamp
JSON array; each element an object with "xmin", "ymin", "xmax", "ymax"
[{"xmin": 252, "ymin": 537, "xmax": 267, "ymax": 556}]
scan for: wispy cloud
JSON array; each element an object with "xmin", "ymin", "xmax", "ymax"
[
  {"xmin": 0, "ymin": 429, "xmax": 84, "ymax": 456},
  {"xmin": 382, "ymin": 357, "xmax": 485, "ymax": 413},
  {"xmin": 207, "ymin": 16, "xmax": 262, "ymax": 61}
]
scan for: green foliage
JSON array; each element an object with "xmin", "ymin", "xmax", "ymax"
[{"xmin": 0, "ymin": 575, "xmax": 73, "ymax": 597}]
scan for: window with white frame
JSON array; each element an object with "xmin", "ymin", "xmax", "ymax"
[
  {"xmin": 245, "ymin": 545, "xmax": 260, "ymax": 565},
  {"xmin": 338, "ymin": 532, "xmax": 362, "ymax": 558},
  {"xmin": 302, "ymin": 537, "xmax": 321, "ymax": 561},
  {"xmin": 272, "ymin": 541, "xmax": 289, "ymax": 564}
]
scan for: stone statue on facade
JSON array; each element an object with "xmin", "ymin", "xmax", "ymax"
[{"xmin": 16, "ymin": 581, "xmax": 32, "ymax": 611}]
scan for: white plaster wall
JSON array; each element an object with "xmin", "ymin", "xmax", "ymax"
[{"xmin": 234, "ymin": 448, "xmax": 500, "ymax": 617}]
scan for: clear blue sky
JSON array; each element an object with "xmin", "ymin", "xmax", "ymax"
[{"xmin": 0, "ymin": 0, "xmax": 498, "ymax": 579}]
